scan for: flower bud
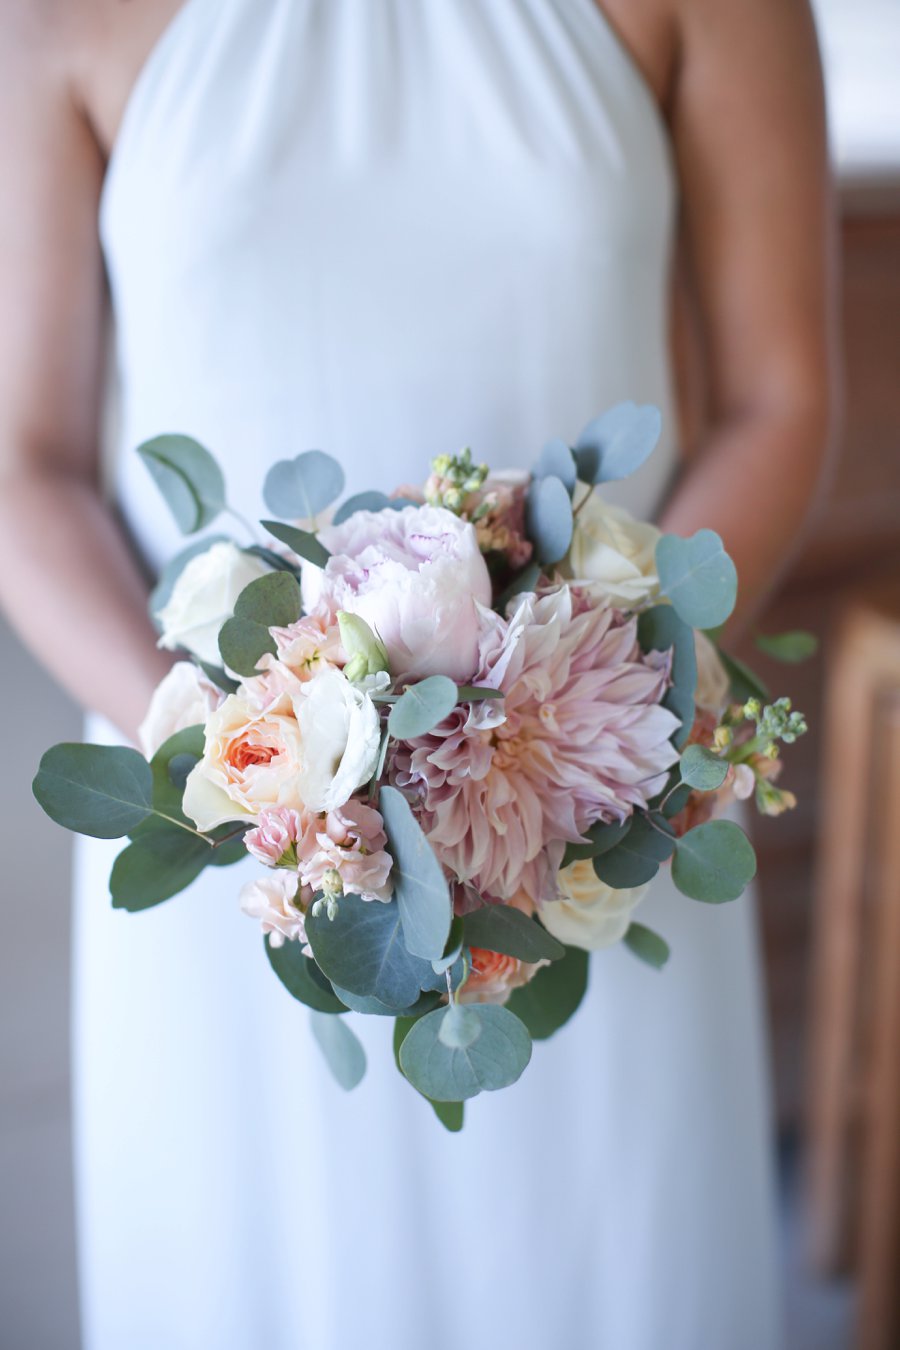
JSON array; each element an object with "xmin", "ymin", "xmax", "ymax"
[{"xmin": 338, "ymin": 611, "xmax": 390, "ymax": 682}]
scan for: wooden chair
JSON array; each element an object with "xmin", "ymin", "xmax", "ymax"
[{"xmin": 806, "ymin": 583, "xmax": 900, "ymax": 1350}]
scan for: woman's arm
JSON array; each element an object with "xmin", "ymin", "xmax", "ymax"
[
  {"xmin": 0, "ymin": 9, "xmax": 173, "ymax": 741},
  {"xmin": 660, "ymin": 0, "xmax": 838, "ymax": 630}
]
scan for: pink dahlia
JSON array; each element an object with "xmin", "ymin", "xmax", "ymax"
[{"xmin": 392, "ymin": 587, "xmax": 680, "ymax": 902}]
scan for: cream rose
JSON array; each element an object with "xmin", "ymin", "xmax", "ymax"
[
  {"xmin": 137, "ymin": 661, "xmax": 223, "ymax": 759},
  {"xmin": 182, "ymin": 669, "xmax": 380, "ymax": 831},
  {"xmin": 541, "ymin": 859, "xmax": 649, "ymax": 951},
  {"xmin": 567, "ymin": 484, "xmax": 661, "ymax": 610},
  {"xmin": 156, "ymin": 541, "xmax": 270, "ymax": 666}
]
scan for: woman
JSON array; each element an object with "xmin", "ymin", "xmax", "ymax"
[{"xmin": 0, "ymin": 2, "xmax": 833, "ymax": 1348}]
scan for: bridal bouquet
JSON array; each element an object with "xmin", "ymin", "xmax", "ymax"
[{"xmin": 34, "ymin": 404, "xmax": 810, "ymax": 1127}]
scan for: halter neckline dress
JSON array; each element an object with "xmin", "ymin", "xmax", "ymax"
[{"xmin": 75, "ymin": 3, "xmax": 782, "ymax": 1346}]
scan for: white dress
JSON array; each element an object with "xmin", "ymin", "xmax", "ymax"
[{"xmin": 74, "ymin": 2, "xmax": 782, "ymax": 1347}]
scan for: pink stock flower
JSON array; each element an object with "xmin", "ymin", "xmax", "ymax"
[
  {"xmin": 392, "ymin": 587, "xmax": 680, "ymax": 903},
  {"xmin": 239, "ymin": 871, "xmax": 310, "ymax": 948},
  {"xmin": 469, "ymin": 471, "xmax": 533, "ymax": 571},
  {"xmin": 297, "ymin": 800, "xmax": 393, "ymax": 903},
  {"xmin": 243, "ymin": 614, "xmax": 345, "ymax": 706},
  {"xmin": 300, "ymin": 504, "xmax": 492, "ymax": 682},
  {"xmin": 245, "ymin": 806, "xmax": 306, "ymax": 866}
]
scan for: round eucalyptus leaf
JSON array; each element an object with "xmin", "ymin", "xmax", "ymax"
[
  {"xmin": 505, "ymin": 945, "xmax": 589, "ymax": 1040},
  {"xmin": 438, "ymin": 1003, "xmax": 483, "ymax": 1050},
  {"xmin": 623, "ymin": 921, "xmax": 671, "ymax": 970},
  {"xmin": 33, "ymin": 743, "xmax": 153, "ymax": 839},
  {"xmin": 233, "ymin": 571, "xmax": 302, "ymax": 627},
  {"xmin": 679, "ymin": 744, "xmax": 730, "ymax": 792},
  {"xmin": 332, "ymin": 986, "xmax": 441, "ymax": 1017},
  {"xmin": 110, "ymin": 827, "xmax": 210, "ymax": 911},
  {"xmin": 463, "ymin": 905, "xmax": 564, "ymax": 962},
  {"xmin": 534, "ymin": 438, "xmax": 577, "ymax": 494},
  {"xmin": 137, "ymin": 435, "xmax": 226, "ymax": 534},
  {"xmin": 637, "ymin": 603, "xmax": 697, "ymax": 749},
  {"xmin": 261, "ymin": 520, "xmax": 331, "ymax": 569},
  {"xmin": 387, "ymin": 676, "xmax": 459, "ymax": 740},
  {"xmin": 399, "ymin": 1004, "xmax": 532, "ymax": 1101},
  {"xmin": 561, "ymin": 816, "xmax": 632, "ymax": 867},
  {"xmin": 574, "ymin": 402, "xmax": 662, "ymax": 484},
  {"xmin": 217, "ymin": 617, "xmax": 277, "ymax": 678},
  {"xmin": 305, "ymin": 893, "xmax": 439, "ymax": 1008},
  {"xmin": 146, "ymin": 724, "xmax": 205, "ymax": 823},
  {"xmin": 332, "ymin": 491, "xmax": 395, "ymax": 524},
  {"xmin": 263, "ymin": 450, "xmax": 345, "ymax": 520},
  {"xmin": 672, "ymin": 820, "xmax": 757, "ymax": 903},
  {"xmin": 526, "ymin": 474, "xmax": 574, "ymax": 565},
  {"xmin": 309, "ymin": 1010, "xmax": 367, "ymax": 1091},
  {"xmin": 432, "ymin": 915, "xmax": 465, "ymax": 975},
  {"xmin": 379, "ymin": 786, "xmax": 452, "ymax": 962},
  {"xmin": 431, "ymin": 1100, "xmax": 465, "ymax": 1132},
  {"xmin": 656, "ymin": 530, "xmax": 738, "ymax": 630},
  {"xmin": 265, "ymin": 938, "xmax": 346, "ymax": 1014},
  {"xmin": 592, "ymin": 812, "xmax": 675, "ymax": 889}
]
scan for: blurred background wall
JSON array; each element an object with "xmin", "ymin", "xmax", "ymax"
[{"xmin": 2, "ymin": 2, "xmax": 899, "ymax": 1347}]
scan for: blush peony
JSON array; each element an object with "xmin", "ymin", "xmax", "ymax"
[{"xmin": 300, "ymin": 504, "xmax": 492, "ymax": 682}]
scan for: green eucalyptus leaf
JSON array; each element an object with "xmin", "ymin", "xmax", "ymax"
[
  {"xmin": 672, "ymin": 819, "xmax": 757, "ymax": 903},
  {"xmin": 110, "ymin": 827, "xmax": 210, "ymax": 911},
  {"xmin": 233, "ymin": 571, "xmax": 302, "ymax": 627},
  {"xmin": 265, "ymin": 938, "xmax": 347, "ymax": 1013},
  {"xmin": 261, "ymin": 520, "xmax": 331, "ymax": 568},
  {"xmin": 399, "ymin": 1004, "xmax": 532, "ymax": 1101},
  {"xmin": 623, "ymin": 922, "xmax": 671, "ymax": 970},
  {"xmin": 33, "ymin": 744, "xmax": 153, "ymax": 839},
  {"xmin": 574, "ymin": 402, "xmax": 662, "ymax": 484},
  {"xmin": 305, "ymin": 893, "xmax": 439, "ymax": 1007},
  {"xmin": 561, "ymin": 817, "xmax": 632, "ymax": 867},
  {"xmin": 137, "ymin": 435, "xmax": 226, "ymax": 534},
  {"xmin": 656, "ymin": 531, "xmax": 738, "ymax": 630},
  {"xmin": 505, "ymin": 944, "xmax": 589, "ymax": 1040},
  {"xmin": 534, "ymin": 438, "xmax": 577, "ymax": 494},
  {"xmin": 754, "ymin": 630, "xmax": 819, "ymax": 663},
  {"xmin": 463, "ymin": 905, "xmax": 564, "ymax": 962},
  {"xmin": 195, "ymin": 659, "xmax": 240, "ymax": 694},
  {"xmin": 309, "ymin": 1010, "xmax": 367, "ymax": 1090},
  {"xmin": 332, "ymin": 987, "xmax": 441, "ymax": 1017},
  {"xmin": 592, "ymin": 812, "xmax": 675, "ymax": 888},
  {"xmin": 147, "ymin": 725, "xmax": 205, "ymax": 824},
  {"xmin": 455, "ymin": 684, "xmax": 503, "ymax": 702},
  {"xmin": 431, "ymin": 915, "xmax": 465, "ymax": 975},
  {"xmin": 431, "ymin": 1100, "xmax": 465, "ymax": 1132},
  {"xmin": 497, "ymin": 561, "xmax": 542, "ymax": 612},
  {"xmin": 332, "ymin": 491, "xmax": 415, "ymax": 524},
  {"xmin": 379, "ymin": 785, "xmax": 452, "ymax": 962},
  {"xmin": 526, "ymin": 474, "xmax": 574, "ymax": 565},
  {"xmin": 679, "ymin": 743, "xmax": 730, "ymax": 792},
  {"xmin": 217, "ymin": 618, "xmax": 276, "ymax": 678},
  {"xmin": 387, "ymin": 676, "xmax": 459, "ymax": 740},
  {"xmin": 263, "ymin": 450, "xmax": 345, "ymax": 521},
  {"xmin": 438, "ymin": 1003, "xmax": 483, "ymax": 1050},
  {"xmin": 637, "ymin": 603, "xmax": 697, "ymax": 749}
]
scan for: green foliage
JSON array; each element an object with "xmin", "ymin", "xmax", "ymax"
[
  {"xmin": 526, "ymin": 475, "xmax": 574, "ymax": 565},
  {"xmin": 110, "ymin": 826, "xmax": 210, "ymax": 910},
  {"xmin": 679, "ymin": 743, "xmax": 729, "ymax": 792},
  {"xmin": 398, "ymin": 1004, "xmax": 532, "ymax": 1101},
  {"xmin": 332, "ymin": 491, "xmax": 414, "ymax": 524},
  {"xmin": 33, "ymin": 744, "xmax": 153, "ymax": 839},
  {"xmin": 261, "ymin": 520, "xmax": 331, "ymax": 568},
  {"xmin": 305, "ymin": 893, "xmax": 441, "ymax": 1009},
  {"xmin": 672, "ymin": 820, "xmax": 757, "ymax": 902},
  {"xmin": 623, "ymin": 922, "xmax": 671, "ymax": 970},
  {"xmin": 505, "ymin": 944, "xmax": 589, "ymax": 1039},
  {"xmin": 379, "ymin": 786, "xmax": 452, "ymax": 963},
  {"xmin": 387, "ymin": 676, "xmax": 459, "ymax": 740},
  {"xmin": 265, "ymin": 938, "xmax": 347, "ymax": 1013},
  {"xmin": 262, "ymin": 450, "xmax": 345, "ymax": 520},
  {"xmin": 218, "ymin": 570, "xmax": 302, "ymax": 677},
  {"xmin": 754, "ymin": 630, "xmax": 818, "ymax": 663},
  {"xmin": 573, "ymin": 402, "xmax": 662, "ymax": 484},
  {"xmin": 656, "ymin": 530, "xmax": 738, "ymax": 630},
  {"xmin": 592, "ymin": 813, "xmax": 675, "ymax": 888},
  {"xmin": 496, "ymin": 561, "xmax": 542, "ymax": 612},
  {"xmin": 637, "ymin": 603, "xmax": 697, "ymax": 749},
  {"xmin": 309, "ymin": 1010, "xmax": 367, "ymax": 1090},
  {"xmin": 561, "ymin": 817, "xmax": 632, "ymax": 867},
  {"xmin": 137, "ymin": 435, "xmax": 226, "ymax": 534},
  {"xmin": 534, "ymin": 438, "xmax": 577, "ymax": 494},
  {"xmin": 717, "ymin": 648, "xmax": 770, "ymax": 704},
  {"xmin": 463, "ymin": 905, "xmax": 564, "ymax": 962}
]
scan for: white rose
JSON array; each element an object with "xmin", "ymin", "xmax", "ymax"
[
  {"xmin": 694, "ymin": 630, "xmax": 730, "ymax": 718},
  {"xmin": 137, "ymin": 661, "xmax": 224, "ymax": 758},
  {"xmin": 182, "ymin": 669, "xmax": 380, "ymax": 831},
  {"xmin": 541, "ymin": 859, "xmax": 649, "ymax": 951},
  {"xmin": 156, "ymin": 542, "xmax": 270, "ymax": 666},
  {"xmin": 567, "ymin": 484, "xmax": 661, "ymax": 609}
]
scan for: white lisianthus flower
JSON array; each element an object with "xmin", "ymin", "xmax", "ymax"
[
  {"xmin": 541, "ymin": 858, "xmax": 649, "ymax": 951},
  {"xmin": 182, "ymin": 669, "xmax": 380, "ymax": 831},
  {"xmin": 156, "ymin": 541, "xmax": 269, "ymax": 666},
  {"xmin": 137, "ymin": 661, "xmax": 223, "ymax": 758},
  {"xmin": 567, "ymin": 484, "xmax": 661, "ymax": 610},
  {"xmin": 694, "ymin": 630, "xmax": 731, "ymax": 718}
]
